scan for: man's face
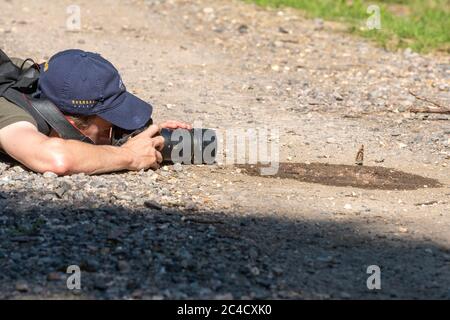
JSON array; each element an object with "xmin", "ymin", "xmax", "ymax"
[{"xmin": 79, "ymin": 116, "xmax": 113, "ymax": 145}]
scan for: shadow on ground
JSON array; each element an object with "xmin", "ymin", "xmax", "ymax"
[{"xmin": 0, "ymin": 188, "xmax": 449, "ymax": 300}]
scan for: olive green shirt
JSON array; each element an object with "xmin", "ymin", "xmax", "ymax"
[
  {"xmin": 0, "ymin": 97, "xmax": 37, "ymax": 130},
  {"xmin": 0, "ymin": 57, "xmax": 38, "ymax": 131}
]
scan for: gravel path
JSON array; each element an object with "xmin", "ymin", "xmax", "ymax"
[{"xmin": 0, "ymin": 0, "xmax": 449, "ymax": 299}]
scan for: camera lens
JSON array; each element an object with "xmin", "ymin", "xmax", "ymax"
[{"xmin": 160, "ymin": 128, "xmax": 217, "ymax": 164}]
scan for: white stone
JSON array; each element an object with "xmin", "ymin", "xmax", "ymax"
[{"xmin": 43, "ymin": 171, "xmax": 58, "ymax": 178}]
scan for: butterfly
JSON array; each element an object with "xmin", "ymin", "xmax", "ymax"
[{"xmin": 355, "ymin": 144, "xmax": 364, "ymax": 166}]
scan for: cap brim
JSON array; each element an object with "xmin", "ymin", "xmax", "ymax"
[{"xmin": 97, "ymin": 92, "xmax": 152, "ymax": 131}]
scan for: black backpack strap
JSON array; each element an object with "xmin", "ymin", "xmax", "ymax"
[
  {"xmin": 3, "ymin": 89, "xmax": 93, "ymax": 144},
  {"xmin": 28, "ymin": 98, "xmax": 94, "ymax": 144},
  {"xmin": 2, "ymin": 88, "xmax": 51, "ymax": 135}
]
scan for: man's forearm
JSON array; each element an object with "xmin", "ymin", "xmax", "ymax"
[{"xmin": 45, "ymin": 138, "xmax": 134, "ymax": 175}]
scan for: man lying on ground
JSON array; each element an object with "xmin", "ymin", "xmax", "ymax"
[{"xmin": 0, "ymin": 49, "xmax": 191, "ymax": 175}]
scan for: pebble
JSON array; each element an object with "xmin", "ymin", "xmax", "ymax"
[
  {"xmin": 333, "ymin": 92, "xmax": 344, "ymax": 101},
  {"xmin": 118, "ymin": 261, "xmax": 131, "ymax": 272},
  {"xmin": 273, "ymin": 40, "xmax": 284, "ymax": 48},
  {"xmin": 250, "ymin": 266, "xmax": 260, "ymax": 276},
  {"xmin": 203, "ymin": 7, "xmax": 214, "ymax": 14},
  {"xmin": 398, "ymin": 227, "xmax": 408, "ymax": 233},
  {"xmin": 238, "ymin": 24, "xmax": 248, "ymax": 34},
  {"xmin": 15, "ymin": 282, "xmax": 29, "ymax": 292},
  {"xmin": 116, "ymin": 194, "xmax": 134, "ymax": 201},
  {"xmin": 326, "ymin": 137, "xmax": 337, "ymax": 144},
  {"xmin": 313, "ymin": 18, "xmax": 324, "ymax": 30},
  {"xmin": 173, "ymin": 163, "xmax": 183, "ymax": 171},
  {"xmin": 131, "ymin": 289, "xmax": 143, "ymax": 299},
  {"xmin": 43, "ymin": 171, "xmax": 58, "ymax": 178},
  {"xmin": 272, "ymin": 267, "xmax": 284, "ymax": 276},
  {"xmin": 11, "ymin": 166, "xmax": 25, "ymax": 173},
  {"xmin": 47, "ymin": 272, "xmax": 62, "ymax": 281},
  {"xmin": 214, "ymin": 293, "xmax": 234, "ymax": 300},
  {"xmin": 144, "ymin": 200, "xmax": 162, "ymax": 210},
  {"xmin": 185, "ymin": 201, "xmax": 198, "ymax": 211},
  {"xmin": 93, "ymin": 279, "xmax": 108, "ymax": 291},
  {"xmin": 54, "ymin": 182, "xmax": 71, "ymax": 198}
]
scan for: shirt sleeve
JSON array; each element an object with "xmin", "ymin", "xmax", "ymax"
[{"xmin": 0, "ymin": 97, "xmax": 37, "ymax": 130}]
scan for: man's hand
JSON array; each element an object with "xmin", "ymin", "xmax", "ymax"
[
  {"xmin": 158, "ymin": 120, "xmax": 192, "ymax": 130},
  {"xmin": 121, "ymin": 121, "xmax": 192, "ymax": 170},
  {"xmin": 121, "ymin": 124, "xmax": 164, "ymax": 170}
]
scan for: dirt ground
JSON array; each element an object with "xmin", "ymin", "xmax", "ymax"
[
  {"xmin": 0, "ymin": 0, "xmax": 449, "ymax": 299},
  {"xmin": 238, "ymin": 162, "xmax": 443, "ymax": 190}
]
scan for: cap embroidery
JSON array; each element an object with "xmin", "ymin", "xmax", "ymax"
[{"xmin": 71, "ymin": 99, "xmax": 97, "ymax": 108}]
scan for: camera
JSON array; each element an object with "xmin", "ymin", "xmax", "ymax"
[
  {"xmin": 112, "ymin": 123, "xmax": 217, "ymax": 165},
  {"xmin": 159, "ymin": 128, "xmax": 217, "ymax": 164}
]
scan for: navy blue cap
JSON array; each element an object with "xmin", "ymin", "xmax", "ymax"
[{"xmin": 38, "ymin": 49, "xmax": 152, "ymax": 131}]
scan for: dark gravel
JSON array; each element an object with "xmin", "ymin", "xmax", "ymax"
[{"xmin": 0, "ymin": 160, "xmax": 449, "ymax": 299}]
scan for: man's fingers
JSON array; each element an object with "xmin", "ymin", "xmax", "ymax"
[
  {"xmin": 155, "ymin": 150, "xmax": 163, "ymax": 163},
  {"xmin": 149, "ymin": 162, "xmax": 160, "ymax": 170},
  {"xmin": 162, "ymin": 121, "xmax": 180, "ymax": 129},
  {"xmin": 144, "ymin": 124, "xmax": 161, "ymax": 137},
  {"xmin": 159, "ymin": 121, "xmax": 192, "ymax": 130},
  {"xmin": 152, "ymin": 136, "xmax": 165, "ymax": 150}
]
